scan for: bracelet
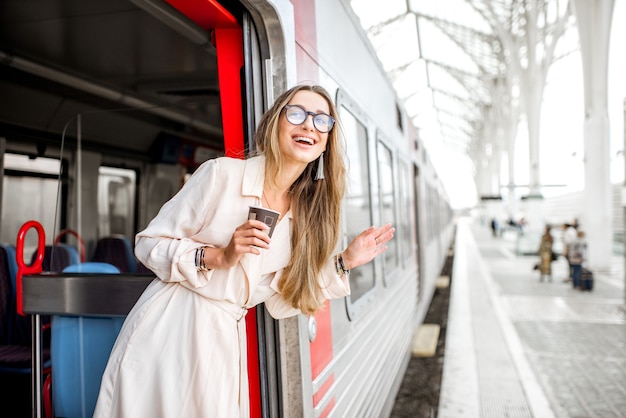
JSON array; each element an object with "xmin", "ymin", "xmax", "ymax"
[
  {"xmin": 336, "ymin": 252, "xmax": 350, "ymax": 276},
  {"xmin": 195, "ymin": 246, "xmax": 210, "ymax": 272}
]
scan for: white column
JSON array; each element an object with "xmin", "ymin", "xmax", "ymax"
[{"xmin": 572, "ymin": 0, "xmax": 615, "ymax": 271}]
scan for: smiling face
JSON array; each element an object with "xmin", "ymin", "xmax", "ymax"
[{"xmin": 277, "ymin": 90, "xmax": 330, "ymax": 169}]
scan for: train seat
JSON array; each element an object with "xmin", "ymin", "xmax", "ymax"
[
  {"xmin": 0, "ymin": 243, "xmax": 51, "ymax": 374},
  {"xmin": 91, "ymin": 235, "xmax": 137, "ymax": 273},
  {"xmin": 135, "ymin": 260, "xmax": 154, "ymax": 275},
  {"xmin": 31, "ymin": 244, "xmax": 81, "ymax": 273},
  {"xmin": 50, "ymin": 262, "xmax": 124, "ymax": 418},
  {"xmin": 61, "ymin": 262, "xmax": 120, "ymax": 274},
  {"xmin": 0, "ymin": 245, "xmax": 16, "ymax": 348}
]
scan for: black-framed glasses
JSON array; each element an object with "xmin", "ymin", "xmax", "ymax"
[{"xmin": 284, "ymin": 104, "xmax": 335, "ymax": 133}]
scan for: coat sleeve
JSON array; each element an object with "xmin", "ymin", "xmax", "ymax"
[
  {"xmin": 134, "ymin": 159, "xmax": 221, "ymax": 287},
  {"xmin": 264, "ymin": 257, "xmax": 351, "ymax": 319}
]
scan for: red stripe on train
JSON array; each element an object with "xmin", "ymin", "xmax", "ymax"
[
  {"xmin": 312, "ymin": 372, "xmax": 334, "ymax": 406},
  {"xmin": 319, "ymin": 397, "xmax": 336, "ymax": 418}
]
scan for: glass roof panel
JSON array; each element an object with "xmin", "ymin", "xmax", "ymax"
[
  {"xmin": 428, "ymin": 66, "xmax": 470, "ymax": 100},
  {"xmin": 369, "ymin": 14, "xmax": 420, "ymax": 71},
  {"xmin": 416, "ymin": 115, "xmax": 444, "ymax": 134},
  {"xmin": 432, "ymin": 90, "xmax": 480, "ymax": 120},
  {"xmin": 391, "ymin": 59, "xmax": 428, "ymax": 99},
  {"xmin": 404, "ymin": 88, "xmax": 433, "ymax": 117},
  {"xmin": 439, "ymin": 112, "xmax": 473, "ymax": 133},
  {"xmin": 417, "ymin": 18, "xmax": 481, "ymax": 75},
  {"xmin": 351, "ymin": 0, "xmax": 408, "ymax": 29},
  {"xmin": 408, "ymin": 0, "xmax": 492, "ymax": 33},
  {"xmin": 412, "ymin": 108, "xmax": 440, "ymax": 133}
]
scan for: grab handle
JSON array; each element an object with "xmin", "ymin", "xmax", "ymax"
[{"xmin": 16, "ymin": 220, "xmax": 45, "ymax": 316}]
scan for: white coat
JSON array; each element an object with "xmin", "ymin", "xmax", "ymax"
[{"xmin": 93, "ymin": 155, "xmax": 350, "ymax": 417}]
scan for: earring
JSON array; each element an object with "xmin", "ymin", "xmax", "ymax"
[{"xmin": 315, "ymin": 152, "xmax": 325, "ymax": 180}]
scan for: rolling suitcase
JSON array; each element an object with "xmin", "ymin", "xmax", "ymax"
[{"xmin": 581, "ymin": 268, "xmax": 593, "ymax": 291}]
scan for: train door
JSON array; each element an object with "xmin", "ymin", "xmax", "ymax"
[{"xmin": 153, "ymin": 1, "xmax": 273, "ymax": 417}]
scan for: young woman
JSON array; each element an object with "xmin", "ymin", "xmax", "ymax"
[{"xmin": 93, "ymin": 84, "xmax": 394, "ymax": 417}]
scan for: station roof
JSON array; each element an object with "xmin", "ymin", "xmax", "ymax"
[
  {"xmin": 350, "ymin": 0, "xmax": 497, "ymax": 154},
  {"xmin": 348, "ymin": 0, "xmax": 578, "ymax": 202}
]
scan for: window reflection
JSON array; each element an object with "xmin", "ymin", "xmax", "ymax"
[
  {"xmin": 377, "ymin": 141, "xmax": 398, "ymax": 275},
  {"xmin": 340, "ymin": 106, "xmax": 374, "ymax": 303},
  {"xmin": 97, "ymin": 167, "xmax": 136, "ymax": 238},
  {"xmin": 398, "ymin": 161, "xmax": 412, "ymax": 263}
]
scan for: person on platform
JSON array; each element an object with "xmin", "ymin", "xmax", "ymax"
[
  {"xmin": 561, "ymin": 222, "xmax": 578, "ymax": 282},
  {"xmin": 490, "ymin": 217, "xmax": 499, "ymax": 237},
  {"xmin": 538, "ymin": 225, "xmax": 554, "ymax": 282},
  {"xmin": 568, "ymin": 230, "xmax": 587, "ymax": 289},
  {"xmin": 93, "ymin": 84, "xmax": 395, "ymax": 417}
]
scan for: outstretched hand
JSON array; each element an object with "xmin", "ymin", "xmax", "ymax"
[{"xmin": 342, "ymin": 223, "xmax": 395, "ymax": 271}]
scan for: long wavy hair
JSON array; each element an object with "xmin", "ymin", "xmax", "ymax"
[{"xmin": 254, "ymin": 84, "xmax": 346, "ymax": 315}]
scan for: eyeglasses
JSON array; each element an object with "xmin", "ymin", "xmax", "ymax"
[{"xmin": 284, "ymin": 105, "xmax": 335, "ymax": 133}]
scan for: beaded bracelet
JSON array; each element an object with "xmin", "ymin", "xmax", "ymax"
[
  {"xmin": 335, "ymin": 252, "xmax": 350, "ymax": 276},
  {"xmin": 195, "ymin": 246, "xmax": 210, "ymax": 272}
]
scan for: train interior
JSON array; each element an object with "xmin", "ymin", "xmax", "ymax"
[
  {"xmin": 0, "ymin": 0, "xmax": 230, "ymax": 260},
  {"xmin": 1, "ymin": 1, "xmax": 235, "ymax": 416}
]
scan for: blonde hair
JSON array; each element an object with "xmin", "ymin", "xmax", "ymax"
[{"xmin": 254, "ymin": 85, "xmax": 346, "ymax": 315}]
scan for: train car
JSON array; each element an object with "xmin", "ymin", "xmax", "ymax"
[{"xmin": 0, "ymin": 0, "xmax": 454, "ymax": 417}]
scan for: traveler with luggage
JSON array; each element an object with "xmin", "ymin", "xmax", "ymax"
[{"xmin": 568, "ymin": 230, "xmax": 588, "ymax": 290}]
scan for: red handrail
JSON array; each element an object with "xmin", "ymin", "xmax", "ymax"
[
  {"xmin": 54, "ymin": 228, "xmax": 86, "ymax": 262},
  {"xmin": 16, "ymin": 220, "xmax": 45, "ymax": 316}
]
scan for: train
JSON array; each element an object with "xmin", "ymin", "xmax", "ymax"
[{"xmin": 0, "ymin": 0, "xmax": 455, "ymax": 417}]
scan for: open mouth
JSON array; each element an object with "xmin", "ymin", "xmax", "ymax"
[{"xmin": 294, "ymin": 136, "xmax": 314, "ymax": 145}]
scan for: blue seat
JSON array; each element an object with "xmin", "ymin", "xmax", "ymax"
[
  {"xmin": 32, "ymin": 244, "xmax": 81, "ymax": 273},
  {"xmin": 51, "ymin": 262, "xmax": 124, "ymax": 418},
  {"xmin": 62, "ymin": 262, "xmax": 120, "ymax": 274},
  {"xmin": 0, "ymin": 244, "xmax": 51, "ymax": 374},
  {"xmin": 91, "ymin": 235, "xmax": 137, "ymax": 273},
  {"xmin": 0, "ymin": 244, "xmax": 17, "ymax": 349}
]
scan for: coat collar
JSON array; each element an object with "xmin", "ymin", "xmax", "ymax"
[
  {"xmin": 240, "ymin": 155, "xmax": 293, "ymax": 221},
  {"xmin": 241, "ymin": 155, "xmax": 265, "ymax": 200}
]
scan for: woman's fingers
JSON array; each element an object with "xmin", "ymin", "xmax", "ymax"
[
  {"xmin": 343, "ymin": 224, "xmax": 395, "ymax": 270},
  {"xmin": 233, "ymin": 220, "xmax": 270, "ymax": 243},
  {"xmin": 376, "ymin": 224, "xmax": 396, "ymax": 245},
  {"xmin": 373, "ymin": 223, "xmax": 395, "ymax": 247},
  {"xmin": 221, "ymin": 221, "xmax": 272, "ymax": 266}
]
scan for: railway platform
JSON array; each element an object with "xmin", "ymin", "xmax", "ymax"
[{"xmin": 439, "ymin": 217, "xmax": 626, "ymax": 418}]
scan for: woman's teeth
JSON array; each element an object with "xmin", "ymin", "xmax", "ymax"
[{"xmin": 294, "ymin": 137, "xmax": 314, "ymax": 145}]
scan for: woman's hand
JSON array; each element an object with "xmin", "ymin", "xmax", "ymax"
[
  {"xmin": 203, "ymin": 219, "xmax": 271, "ymax": 269},
  {"xmin": 341, "ymin": 223, "xmax": 395, "ymax": 270}
]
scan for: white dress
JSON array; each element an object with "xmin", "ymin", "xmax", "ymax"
[{"xmin": 93, "ymin": 156, "xmax": 350, "ymax": 418}]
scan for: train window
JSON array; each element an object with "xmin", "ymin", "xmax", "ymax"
[
  {"xmin": 1, "ymin": 153, "xmax": 63, "ymax": 257},
  {"xmin": 427, "ymin": 185, "xmax": 436, "ymax": 241},
  {"xmin": 396, "ymin": 103, "xmax": 404, "ymax": 133},
  {"xmin": 377, "ymin": 141, "xmax": 399, "ymax": 282},
  {"xmin": 339, "ymin": 106, "xmax": 375, "ymax": 305},
  {"xmin": 4, "ymin": 153, "xmax": 60, "ymax": 175},
  {"xmin": 97, "ymin": 167, "xmax": 136, "ymax": 238},
  {"xmin": 398, "ymin": 160, "xmax": 412, "ymax": 264}
]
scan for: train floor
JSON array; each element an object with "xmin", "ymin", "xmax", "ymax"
[{"xmin": 394, "ymin": 216, "xmax": 626, "ymax": 418}]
